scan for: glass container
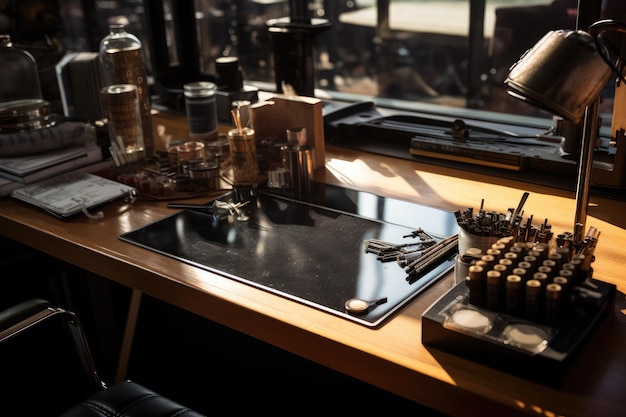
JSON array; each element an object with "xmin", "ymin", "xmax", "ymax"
[{"xmin": 99, "ymin": 24, "xmax": 154, "ymax": 157}]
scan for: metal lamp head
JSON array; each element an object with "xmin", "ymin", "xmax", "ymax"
[{"xmin": 505, "ymin": 29, "xmax": 612, "ymax": 122}]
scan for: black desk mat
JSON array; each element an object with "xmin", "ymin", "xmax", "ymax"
[{"xmin": 120, "ymin": 182, "xmax": 459, "ymax": 327}]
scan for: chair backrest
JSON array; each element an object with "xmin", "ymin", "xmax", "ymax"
[{"xmin": 0, "ymin": 299, "xmax": 106, "ymax": 415}]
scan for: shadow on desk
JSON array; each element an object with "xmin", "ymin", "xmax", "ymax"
[
  {"xmin": 0, "ymin": 236, "xmax": 131, "ymax": 379},
  {"xmin": 0, "ymin": 241, "xmax": 446, "ymax": 415},
  {"xmin": 126, "ymin": 295, "xmax": 449, "ymax": 416}
]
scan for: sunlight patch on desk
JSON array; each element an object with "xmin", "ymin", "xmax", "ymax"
[{"xmin": 326, "ymin": 158, "xmax": 416, "ymax": 197}]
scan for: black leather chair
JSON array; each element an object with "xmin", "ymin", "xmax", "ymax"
[{"xmin": 0, "ymin": 298, "xmax": 205, "ymax": 416}]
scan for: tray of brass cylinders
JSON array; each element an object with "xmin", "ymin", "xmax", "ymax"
[
  {"xmin": 100, "ymin": 139, "xmax": 230, "ymax": 200},
  {"xmin": 422, "ymin": 193, "xmax": 616, "ymax": 385}
]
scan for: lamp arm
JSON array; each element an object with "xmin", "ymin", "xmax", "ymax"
[
  {"xmin": 588, "ymin": 19, "xmax": 626, "ymax": 83},
  {"xmin": 574, "ymin": 99, "xmax": 600, "ymax": 231}
]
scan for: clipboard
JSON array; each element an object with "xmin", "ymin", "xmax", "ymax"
[{"xmin": 11, "ymin": 171, "xmax": 136, "ymax": 218}]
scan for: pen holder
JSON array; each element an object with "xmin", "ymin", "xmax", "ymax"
[
  {"xmin": 455, "ymin": 227, "xmax": 501, "ymax": 283},
  {"xmin": 227, "ymin": 127, "xmax": 258, "ymax": 184},
  {"xmin": 457, "ymin": 227, "xmax": 500, "ymax": 255}
]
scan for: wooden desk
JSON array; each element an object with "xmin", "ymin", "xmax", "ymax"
[{"xmin": 1, "ymin": 111, "xmax": 625, "ymax": 417}]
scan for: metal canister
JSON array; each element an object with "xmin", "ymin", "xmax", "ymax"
[
  {"xmin": 283, "ymin": 144, "xmax": 313, "ymax": 196},
  {"xmin": 189, "ymin": 160, "xmax": 219, "ymax": 190}
]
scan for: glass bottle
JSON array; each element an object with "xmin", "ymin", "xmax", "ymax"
[
  {"xmin": 0, "ymin": 34, "xmax": 44, "ymax": 109},
  {"xmin": 99, "ymin": 24, "xmax": 154, "ymax": 157}
]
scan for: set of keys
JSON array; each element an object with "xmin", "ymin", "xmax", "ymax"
[
  {"xmin": 363, "ymin": 228, "xmax": 437, "ymax": 263},
  {"xmin": 167, "ymin": 199, "xmax": 250, "ymax": 221}
]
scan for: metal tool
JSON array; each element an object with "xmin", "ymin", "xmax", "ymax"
[
  {"xmin": 344, "ymin": 297, "xmax": 388, "ymax": 315},
  {"xmin": 167, "ymin": 199, "xmax": 250, "ymax": 221}
]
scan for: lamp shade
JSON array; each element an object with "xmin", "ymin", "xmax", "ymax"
[{"xmin": 505, "ymin": 30, "xmax": 612, "ymax": 122}]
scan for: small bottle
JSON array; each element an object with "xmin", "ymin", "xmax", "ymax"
[
  {"xmin": 0, "ymin": 34, "xmax": 44, "ymax": 108},
  {"xmin": 103, "ymin": 84, "xmax": 145, "ymax": 165},
  {"xmin": 99, "ymin": 25, "xmax": 154, "ymax": 157},
  {"xmin": 227, "ymin": 128, "xmax": 258, "ymax": 184}
]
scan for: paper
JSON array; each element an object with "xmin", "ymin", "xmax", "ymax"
[
  {"xmin": 0, "ymin": 145, "xmax": 103, "ymax": 184},
  {"xmin": 11, "ymin": 171, "xmax": 135, "ymax": 218}
]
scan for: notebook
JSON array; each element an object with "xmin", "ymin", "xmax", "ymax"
[
  {"xmin": 0, "ymin": 145, "xmax": 103, "ymax": 184},
  {"xmin": 11, "ymin": 171, "xmax": 136, "ymax": 218}
]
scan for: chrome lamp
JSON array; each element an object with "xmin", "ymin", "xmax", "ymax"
[{"xmin": 505, "ymin": 20, "xmax": 626, "ymax": 234}]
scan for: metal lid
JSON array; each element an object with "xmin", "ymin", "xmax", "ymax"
[{"xmin": 0, "ymin": 99, "xmax": 53, "ymax": 133}]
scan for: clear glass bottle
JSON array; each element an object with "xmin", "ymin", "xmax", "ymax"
[
  {"xmin": 99, "ymin": 24, "xmax": 154, "ymax": 157},
  {"xmin": 0, "ymin": 34, "xmax": 44, "ymax": 109}
]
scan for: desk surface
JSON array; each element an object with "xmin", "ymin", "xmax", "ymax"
[{"xmin": 1, "ymin": 111, "xmax": 625, "ymax": 417}]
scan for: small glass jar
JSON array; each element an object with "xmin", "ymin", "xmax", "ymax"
[
  {"xmin": 0, "ymin": 34, "xmax": 50, "ymax": 132},
  {"xmin": 227, "ymin": 127, "xmax": 258, "ymax": 184},
  {"xmin": 0, "ymin": 34, "xmax": 43, "ymax": 108},
  {"xmin": 176, "ymin": 141, "xmax": 206, "ymax": 165}
]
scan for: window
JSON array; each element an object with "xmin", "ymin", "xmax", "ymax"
[
  {"xmin": 25, "ymin": 1, "xmax": 626, "ymax": 126},
  {"xmin": 8, "ymin": 0, "xmax": 625, "ymax": 190}
]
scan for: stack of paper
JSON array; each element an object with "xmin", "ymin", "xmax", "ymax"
[
  {"xmin": 0, "ymin": 144, "xmax": 113, "ymax": 197},
  {"xmin": 0, "ymin": 144, "xmax": 103, "ymax": 182}
]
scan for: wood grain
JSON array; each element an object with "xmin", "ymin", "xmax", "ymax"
[{"xmin": 1, "ymin": 111, "xmax": 625, "ymax": 417}]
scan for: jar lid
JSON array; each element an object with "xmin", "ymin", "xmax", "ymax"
[
  {"xmin": 0, "ymin": 99, "xmax": 53, "ymax": 133},
  {"xmin": 183, "ymin": 82, "xmax": 217, "ymax": 97}
]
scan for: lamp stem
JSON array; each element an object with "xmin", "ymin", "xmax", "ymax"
[{"xmin": 574, "ymin": 98, "xmax": 599, "ymax": 235}]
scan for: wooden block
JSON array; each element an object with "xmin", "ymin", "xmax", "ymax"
[{"xmin": 251, "ymin": 94, "xmax": 325, "ymax": 169}]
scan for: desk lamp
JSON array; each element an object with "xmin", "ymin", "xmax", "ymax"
[{"xmin": 505, "ymin": 20, "xmax": 626, "ymax": 233}]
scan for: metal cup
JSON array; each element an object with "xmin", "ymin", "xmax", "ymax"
[{"xmin": 283, "ymin": 144, "xmax": 313, "ymax": 196}]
